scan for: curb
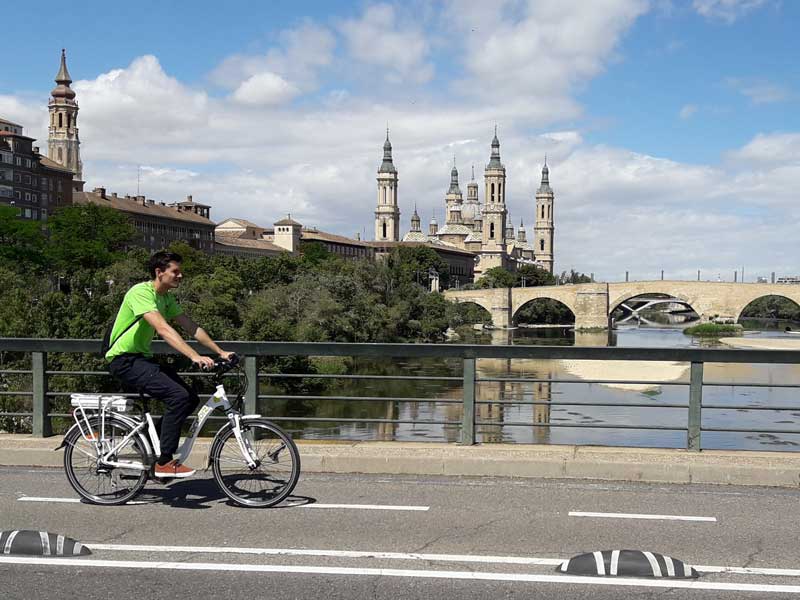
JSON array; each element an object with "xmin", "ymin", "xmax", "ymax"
[{"xmin": 1, "ymin": 435, "xmax": 799, "ymax": 488}]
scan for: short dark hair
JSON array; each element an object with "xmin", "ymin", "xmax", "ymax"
[{"xmin": 148, "ymin": 251, "xmax": 183, "ymax": 278}]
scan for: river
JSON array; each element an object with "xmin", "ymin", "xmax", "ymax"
[{"xmin": 260, "ymin": 320, "xmax": 800, "ymax": 451}]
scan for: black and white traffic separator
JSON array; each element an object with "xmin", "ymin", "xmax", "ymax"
[
  {"xmin": 558, "ymin": 550, "xmax": 698, "ymax": 579},
  {"xmin": 0, "ymin": 530, "xmax": 91, "ymax": 557}
]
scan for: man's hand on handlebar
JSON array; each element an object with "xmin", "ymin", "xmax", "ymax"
[
  {"xmin": 192, "ymin": 355, "xmax": 216, "ymax": 370},
  {"xmin": 218, "ymin": 351, "xmax": 237, "ymax": 362}
]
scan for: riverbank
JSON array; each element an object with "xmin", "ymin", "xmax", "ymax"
[
  {"xmin": 719, "ymin": 337, "xmax": 800, "ymax": 350},
  {"xmin": 2, "ymin": 435, "xmax": 798, "ymax": 488}
]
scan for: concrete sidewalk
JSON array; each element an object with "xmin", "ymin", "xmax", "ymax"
[{"xmin": 2, "ymin": 434, "xmax": 799, "ymax": 488}]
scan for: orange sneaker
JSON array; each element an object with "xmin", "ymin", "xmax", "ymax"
[{"xmin": 154, "ymin": 460, "xmax": 195, "ymax": 478}]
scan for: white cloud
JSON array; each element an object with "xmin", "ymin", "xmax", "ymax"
[
  {"xmin": 679, "ymin": 104, "xmax": 698, "ymax": 119},
  {"xmin": 447, "ymin": 0, "xmax": 648, "ymax": 106},
  {"xmin": 232, "ymin": 72, "xmax": 300, "ymax": 106},
  {"xmin": 727, "ymin": 78, "xmax": 791, "ymax": 104},
  {"xmin": 727, "ymin": 132, "xmax": 800, "ymax": 166},
  {"xmin": 337, "ymin": 3, "xmax": 434, "ymax": 84},
  {"xmin": 692, "ymin": 0, "xmax": 769, "ymax": 23},
  {"xmin": 210, "ymin": 22, "xmax": 336, "ymax": 93}
]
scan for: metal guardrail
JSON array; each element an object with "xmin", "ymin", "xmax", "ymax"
[{"xmin": 1, "ymin": 338, "xmax": 800, "ymax": 450}]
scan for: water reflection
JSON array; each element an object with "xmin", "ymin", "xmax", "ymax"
[{"xmin": 259, "ymin": 320, "xmax": 800, "ymax": 452}]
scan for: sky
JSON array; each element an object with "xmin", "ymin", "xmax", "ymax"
[{"xmin": 1, "ymin": 0, "xmax": 798, "ymax": 282}]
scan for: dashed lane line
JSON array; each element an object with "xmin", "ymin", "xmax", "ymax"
[{"xmin": 569, "ymin": 511, "xmax": 717, "ymax": 522}]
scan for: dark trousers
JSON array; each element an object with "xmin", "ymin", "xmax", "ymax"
[{"xmin": 109, "ymin": 354, "xmax": 200, "ymax": 462}]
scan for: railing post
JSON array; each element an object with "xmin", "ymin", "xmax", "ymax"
[
  {"xmin": 460, "ymin": 358, "xmax": 476, "ymax": 445},
  {"xmin": 687, "ymin": 361, "xmax": 703, "ymax": 451},
  {"xmin": 244, "ymin": 355, "xmax": 258, "ymax": 415},
  {"xmin": 32, "ymin": 351, "xmax": 51, "ymax": 437}
]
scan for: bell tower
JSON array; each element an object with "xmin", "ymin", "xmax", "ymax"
[
  {"xmin": 375, "ymin": 128, "xmax": 400, "ymax": 241},
  {"xmin": 534, "ymin": 158, "xmax": 555, "ymax": 273},
  {"xmin": 48, "ymin": 49, "xmax": 83, "ymax": 190},
  {"xmin": 480, "ymin": 127, "xmax": 508, "ymax": 271}
]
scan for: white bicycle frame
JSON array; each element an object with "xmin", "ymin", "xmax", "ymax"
[{"xmin": 72, "ymin": 382, "xmax": 259, "ymax": 472}]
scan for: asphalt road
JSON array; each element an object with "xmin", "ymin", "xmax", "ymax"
[{"xmin": 1, "ymin": 466, "xmax": 799, "ymax": 598}]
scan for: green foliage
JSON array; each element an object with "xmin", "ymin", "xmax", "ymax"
[
  {"xmin": 46, "ymin": 204, "xmax": 139, "ymax": 272},
  {"xmin": 740, "ymin": 295, "xmax": 800, "ymax": 321},
  {"xmin": 475, "ymin": 265, "xmax": 556, "ymax": 289},
  {"xmin": 558, "ymin": 269, "xmax": 593, "ymax": 284},
  {"xmin": 476, "ymin": 267, "xmax": 518, "ymax": 288},
  {"xmin": 515, "ymin": 298, "xmax": 575, "ymax": 325},
  {"xmin": 683, "ymin": 323, "xmax": 743, "ymax": 337},
  {"xmin": 0, "ymin": 206, "xmax": 47, "ymax": 270}
]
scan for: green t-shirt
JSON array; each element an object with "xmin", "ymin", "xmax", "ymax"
[{"xmin": 105, "ymin": 281, "xmax": 183, "ymax": 361}]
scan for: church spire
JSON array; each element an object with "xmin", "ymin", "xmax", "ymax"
[
  {"xmin": 487, "ymin": 126, "xmax": 503, "ymax": 169},
  {"xmin": 448, "ymin": 156, "xmax": 461, "ymax": 195},
  {"xmin": 378, "ymin": 127, "xmax": 396, "ymax": 173},
  {"xmin": 51, "ymin": 49, "xmax": 76, "ymax": 99}
]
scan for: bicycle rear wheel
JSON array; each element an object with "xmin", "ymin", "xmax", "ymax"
[
  {"xmin": 211, "ymin": 418, "xmax": 300, "ymax": 508},
  {"xmin": 63, "ymin": 416, "xmax": 149, "ymax": 505}
]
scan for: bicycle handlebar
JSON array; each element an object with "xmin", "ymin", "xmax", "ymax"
[{"xmin": 199, "ymin": 353, "xmax": 240, "ymax": 373}]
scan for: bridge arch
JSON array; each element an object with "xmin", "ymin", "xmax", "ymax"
[
  {"xmin": 513, "ymin": 297, "xmax": 575, "ymax": 326},
  {"xmin": 451, "ymin": 300, "xmax": 493, "ymax": 325},
  {"xmin": 610, "ymin": 292, "xmax": 700, "ymax": 326},
  {"xmin": 610, "ymin": 290, "xmax": 699, "ymax": 317},
  {"xmin": 735, "ymin": 294, "xmax": 800, "ymax": 323}
]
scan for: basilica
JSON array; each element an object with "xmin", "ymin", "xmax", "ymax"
[{"xmin": 373, "ymin": 129, "xmax": 555, "ymax": 277}]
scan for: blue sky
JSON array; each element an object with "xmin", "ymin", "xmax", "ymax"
[{"xmin": 1, "ymin": 0, "xmax": 798, "ymax": 280}]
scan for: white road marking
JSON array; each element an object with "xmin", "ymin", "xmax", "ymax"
[
  {"xmin": 569, "ymin": 511, "xmax": 717, "ymax": 522},
  {"xmin": 87, "ymin": 543, "xmax": 564, "ymax": 566},
  {"xmin": 18, "ymin": 497, "xmax": 147, "ymax": 505},
  {"xmin": 2, "ymin": 556, "xmax": 800, "ymax": 593},
  {"xmin": 17, "ymin": 497, "xmax": 429, "ymax": 511},
  {"xmin": 300, "ymin": 503, "xmax": 429, "ymax": 511}
]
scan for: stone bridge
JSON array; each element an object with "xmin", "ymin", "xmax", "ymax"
[{"xmin": 444, "ymin": 281, "xmax": 800, "ymax": 330}]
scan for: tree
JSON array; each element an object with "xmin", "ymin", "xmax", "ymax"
[
  {"xmin": 476, "ymin": 267, "xmax": 518, "ymax": 288},
  {"xmin": 0, "ymin": 205, "xmax": 47, "ymax": 270},
  {"xmin": 46, "ymin": 204, "xmax": 139, "ymax": 272},
  {"xmin": 558, "ymin": 269, "xmax": 592, "ymax": 284},
  {"xmin": 517, "ymin": 264, "xmax": 557, "ymax": 287}
]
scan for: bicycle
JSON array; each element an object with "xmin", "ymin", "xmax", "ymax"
[{"xmin": 58, "ymin": 354, "xmax": 300, "ymax": 508}]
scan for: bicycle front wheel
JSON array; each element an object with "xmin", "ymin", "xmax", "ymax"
[
  {"xmin": 63, "ymin": 416, "xmax": 149, "ymax": 505},
  {"xmin": 211, "ymin": 418, "xmax": 300, "ymax": 508}
]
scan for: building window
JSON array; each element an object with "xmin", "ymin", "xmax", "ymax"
[
  {"xmin": 540, "ymin": 239, "xmax": 545, "ymax": 251},
  {"xmin": 58, "ymin": 113, "xmax": 63, "ymax": 128},
  {"xmin": 382, "ymin": 222, "xmax": 387, "ymax": 239},
  {"xmin": 58, "ymin": 148, "xmax": 63, "ymax": 162},
  {"xmin": 24, "ymin": 175, "xmax": 31, "ymax": 184},
  {"xmin": 25, "ymin": 192, "xmax": 31, "ymax": 201},
  {"xmin": 490, "ymin": 183, "xmax": 495, "ymax": 203},
  {"xmin": 489, "ymin": 223, "xmax": 495, "ymax": 239}
]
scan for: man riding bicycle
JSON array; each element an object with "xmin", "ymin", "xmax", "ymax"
[{"xmin": 105, "ymin": 250, "xmax": 234, "ymax": 479}]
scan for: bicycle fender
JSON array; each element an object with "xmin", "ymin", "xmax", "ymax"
[{"xmin": 205, "ymin": 416, "xmax": 263, "ymax": 468}]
